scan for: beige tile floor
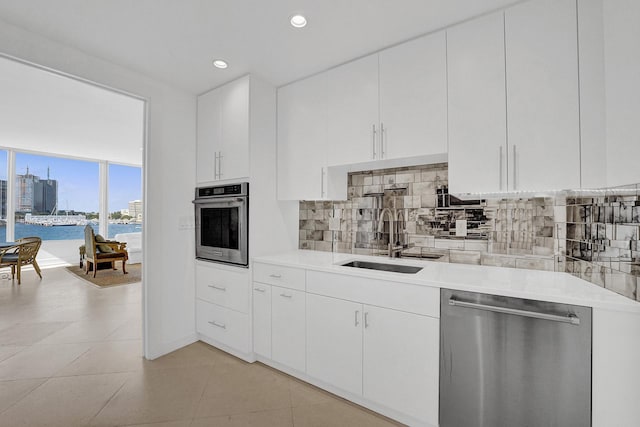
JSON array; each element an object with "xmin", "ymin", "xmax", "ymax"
[{"xmin": 0, "ymin": 267, "xmax": 403, "ymax": 427}]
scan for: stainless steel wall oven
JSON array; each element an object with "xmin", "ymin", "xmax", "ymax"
[{"xmin": 193, "ymin": 183, "xmax": 248, "ymax": 266}]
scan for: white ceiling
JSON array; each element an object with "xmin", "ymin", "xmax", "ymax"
[
  {"xmin": 0, "ymin": 56, "xmax": 144, "ymax": 165},
  {"xmin": 0, "ymin": 0, "xmax": 522, "ymax": 94}
]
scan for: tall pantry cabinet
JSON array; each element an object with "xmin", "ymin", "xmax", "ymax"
[{"xmin": 195, "ymin": 75, "xmax": 297, "ymax": 361}]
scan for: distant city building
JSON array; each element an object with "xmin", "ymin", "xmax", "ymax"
[
  {"xmin": 120, "ymin": 208, "xmax": 130, "ymax": 216},
  {"xmin": 128, "ymin": 200, "xmax": 143, "ymax": 221},
  {"xmin": 16, "ymin": 167, "xmax": 58, "ymax": 214}
]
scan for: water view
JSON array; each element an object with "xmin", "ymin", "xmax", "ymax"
[{"xmin": 2, "ymin": 222, "xmax": 142, "ymax": 242}]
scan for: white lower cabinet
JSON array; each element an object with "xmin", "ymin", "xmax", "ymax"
[
  {"xmin": 253, "ymin": 266, "xmax": 440, "ymax": 426},
  {"xmin": 306, "ymin": 293, "xmax": 363, "ymax": 395},
  {"xmin": 306, "ymin": 293, "xmax": 439, "ymax": 425},
  {"xmin": 196, "ymin": 299, "xmax": 249, "ymax": 354},
  {"xmin": 363, "ymin": 305, "xmax": 439, "ymax": 425},
  {"xmin": 271, "ymin": 285, "xmax": 306, "ymax": 372},
  {"xmin": 196, "ymin": 262, "xmax": 251, "ymax": 358},
  {"xmin": 252, "ymin": 283, "xmax": 271, "ymax": 358}
]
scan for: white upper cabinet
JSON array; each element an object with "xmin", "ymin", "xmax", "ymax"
[
  {"xmin": 196, "ymin": 76, "xmax": 250, "ymax": 184},
  {"xmin": 379, "ymin": 31, "xmax": 448, "ymax": 160},
  {"xmin": 505, "ymin": 0, "xmax": 581, "ymax": 191},
  {"xmin": 578, "ymin": 0, "xmax": 607, "ymax": 189},
  {"xmin": 447, "ymin": 12, "xmax": 507, "ymax": 194},
  {"xmin": 277, "ymin": 73, "xmax": 329, "ymax": 200},
  {"xmin": 196, "ymin": 87, "xmax": 221, "ymax": 184},
  {"xmin": 327, "ymin": 54, "xmax": 380, "ymax": 166},
  {"xmin": 603, "ymin": 0, "xmax": 640, "ymax": 187}
]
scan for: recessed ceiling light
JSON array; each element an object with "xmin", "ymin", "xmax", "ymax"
[
  {"xmin": 290, "ymin": 14, "xmax": 307, "ymax": 28},
  {"xmin": 212, "ymin": 59, "xmax": 228, "ymax": 69}
]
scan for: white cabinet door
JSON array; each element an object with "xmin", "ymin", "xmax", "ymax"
[
  {"xmin": 271, "ymin": 285, "xmax": 306, "ymax": 372},
  {"xmin": 505, "ymin": 0, "xmax": 580, "ymax": 191},
  {"xmin": 363, "ymin": 305, "xmax": 439, "ymax": 426},
  {"xmin": 196, "ymin": 87, "xmax": 222, "ymax": 184},
  {"xmin": 327, "ymin": 54, "xmax": 379, "ymax": 166},
  {"xmin": 306, "ymin": 293, "xmax": 363, "ymax": 395},
  {"xmin": 578, "ymin": 0, "xmax": 607, "ymax": 189},
  {"xmin": 603, "ymin": 0, "xmax": 640, "ymax": 187},
  {"xmin": 252, "ymin": 283, "xmax": 271, "ymax": 358},
  {"xmin": 447, "ymin": 12, "xmax": 507, "ymax": 194},
  {"xmin": 218, "ymin": 76, "xmax": 250, "ymax": 181},
  {"xmin": 197, "ymin": 77, "xmax": 250, "ymax": 184},
  {"xmin": 277, "ymin": 73, "xmax": 328, "ymax": 200},
  {"xmin": 379, "ymin": 31, "xmax": 447, "ymax": 160}
]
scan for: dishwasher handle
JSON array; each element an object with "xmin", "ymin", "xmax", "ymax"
[{"xmin": 448, "ymin": 298, "xmax": 580, "ymax": 325}]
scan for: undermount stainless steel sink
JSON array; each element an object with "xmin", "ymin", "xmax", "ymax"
[{"xmin": 340, "ymin": 260, "xmax": 423, "ymax": 274}]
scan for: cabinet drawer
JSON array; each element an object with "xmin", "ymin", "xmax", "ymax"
[
  {"xmin": 253, "ymin": 262, "xmax": 305, "ymax": 291},
  {"xmin": 307, "ymin": 270, "xmax": 440, "ymax": 318},
  {"xmin": 196, "ymin": 264, "xmax": 249, "ymax": 313},
  {"xmin": 196, "ymin": 299, "xmax": 249, "ymax": 354}
]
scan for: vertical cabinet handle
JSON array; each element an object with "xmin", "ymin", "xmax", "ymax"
[
  {"xmin": 213, "ymin": 152, "xmax": 218, "ymax": 180},
  {"xmin": 380, "ymin": 122, "xmax": 385, "ymax": 159},
  {"xmin": 321, "ymin": 167, "xmax": 326, "ymax": 198},
  {"xmin": 364, "ymin": 312, "xmax": 369, "ymax": 328},
  {"xmin": 512, "ymin": 145, "xmax": 517, "ymax": 190},
  {"xmin": 217, "ymin": 151, "xmax": 223, "ymax": 178},
  {"xmin": 499, "ymin": 146, "xmax": 503, "ymax": 191},
  {"xmin": 372, "ymin": 125, "xmax": 377, "ymax": 159},
  {"xmin": 355, "ymin": 310, "xmax": 360, "ymax": 327}
]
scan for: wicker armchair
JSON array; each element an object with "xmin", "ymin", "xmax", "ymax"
[
  {"xmin": 0, "ymin": 236, "xmax": 43, "ymax": 285},
  {"xmin": 84, "ymin": 225, "xmax": 128, "ymax": 277}
]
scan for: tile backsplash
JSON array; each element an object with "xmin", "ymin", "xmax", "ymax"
[
  {"xmin": 298, "ymin": 163, "xmax": 640, "ymax": 302},
  {"xmin": 564, "ymin": 190, "xmax": 640, "ymax": 300}
]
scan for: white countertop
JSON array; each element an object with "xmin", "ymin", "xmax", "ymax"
[{"xmin": 253, "ymin": 250, "xmax": 640, "ymax": 314}]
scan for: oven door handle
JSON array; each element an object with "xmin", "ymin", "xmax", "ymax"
[{"xmin": 192, "ymin": 198, "xmax": 246, "ymax": 205}]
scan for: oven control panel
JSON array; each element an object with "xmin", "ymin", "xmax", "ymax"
[{"xmin": 196, "ymin": 182, "xmax": 248, "ymax": 198}]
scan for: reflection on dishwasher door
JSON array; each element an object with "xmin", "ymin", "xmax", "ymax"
[{"xmin": 439, "ymin": 288, "xmax": 592, "ymax": 427}]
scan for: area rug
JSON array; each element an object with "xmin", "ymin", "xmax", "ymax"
[{"xmin": 66, "ymin": 263, "xmax": 141, "ymax": 287}]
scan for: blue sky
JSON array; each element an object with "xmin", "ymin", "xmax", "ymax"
[{"xmin": 11, "ymin": 152, "xmax": 141, "ymax": 213}]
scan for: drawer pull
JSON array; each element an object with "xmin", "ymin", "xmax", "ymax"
[
  {"xmin": 364, "ymin": 312, "xmax": 370, "ymax": 328},
  {"xmin": 254, "ymin": 287, "xmax": 266, "ymax": 293},
  {"xmin": 269, "ymin": 274, "xmax": 282, "ymax": 279},
  {"xmin": 208, "ymin": 320, "xmax": 227, "ymax": 329},
  {"xmin": 280, "ymin": 293, "xmax": 293, "ymax": 299},
  {"xmin": 208, "ymin": 284, "xmax": 227, "ymax": 292}
]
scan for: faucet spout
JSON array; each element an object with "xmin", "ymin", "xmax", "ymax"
[{"xmin": 378, "ymin": 207, "xmax": 404, "ymax": 257}]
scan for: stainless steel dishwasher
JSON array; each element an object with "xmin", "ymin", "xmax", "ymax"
[{"xmin": 440, "ymin": 289, "xmax": 592, "ymax": 427}]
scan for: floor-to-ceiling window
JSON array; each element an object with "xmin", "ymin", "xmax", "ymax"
[
  {"xmin": 0, "ymin": 150, "xmax": 7, "ymax": 242},
  {"xmin": 14, "ymin": 152, "xmax": 99, "ymax": 241},
  {"xmin": 108, "ymin": 163, "xmax": 142, "ymax": 238}
]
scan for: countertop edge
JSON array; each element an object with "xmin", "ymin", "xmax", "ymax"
[{"xmin": 252, "ymin": 251, "xmax": 640, "ymax": 314}]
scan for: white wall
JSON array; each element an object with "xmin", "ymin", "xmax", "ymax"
[{"xmin": 0, "ymin": 18, "xmax": 197, "ymax": 359}]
